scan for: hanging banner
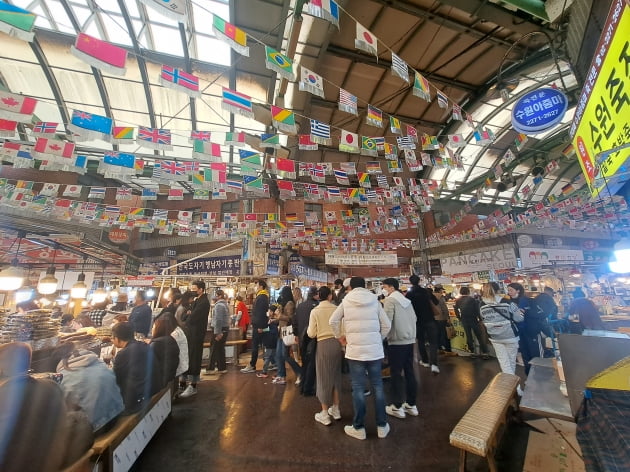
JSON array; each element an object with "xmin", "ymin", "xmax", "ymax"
[
  {"xmin": 570, "ymin": 0, "xmax": 630, "ymax": 197},
  {"xmin": 439, "ymin": 246, "xmax": 517, "ymax": 273},
  {"xmin": 325, "ymin": 252, "xmax": 398, "ymax": 266},
  {"xmin": 266, "ymin": 253, "xmax": 280, "ymax": 276},
  {"xmin": 176, "ymin": 255, "xmax": 241, "ymax": 276},
  {"xmin": 519, "ymin": 247, "xmax": 584, "ymax": 268}
]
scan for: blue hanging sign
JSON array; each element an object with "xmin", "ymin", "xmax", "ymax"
[{"xmin": 511, "ymin": 87, "xmax": 568, "ymax": 135}]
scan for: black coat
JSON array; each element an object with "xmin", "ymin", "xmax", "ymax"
[
  {"xmin": 406, "ymin": 285, "xmax": 439, "ymax": 325},
  {"xmin": 251, "ymin": 292, "xmax": 270, "ymax": 330},
  {"xmin": 185, "ymin": 293, "xmax": 210, "ymax": 376},
  {"xmin": 113, "ymin": 341, "xmax": 161, "ymax": 413},
  {"xmin": 150, "ymin": 336, "xmax": 179, "ymax": 389}
]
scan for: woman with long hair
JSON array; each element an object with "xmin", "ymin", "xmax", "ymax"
[
  {"xmin": 479, "ymin": 283, "xmax": 524, "ymax": 394},
  {"xmin": 271, "ymin": 285, "xmax": 302, "ymax": 385}
]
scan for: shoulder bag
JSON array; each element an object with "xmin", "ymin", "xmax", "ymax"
[
  {"xmin": 489, "ymin": 305, "xmax": 520, "ymax": 337},
  {"xmin": 281, "ymin": 325, "xmax": 296, "ymax": 346}
]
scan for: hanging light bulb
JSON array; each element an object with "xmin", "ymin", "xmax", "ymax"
[
  {"xmin": 609, "ymin": 237, "xmax": 630, "ymax": 273},
  {"xmin": 71, "ymin": 258, "xmax": 88, "ymax": 299},
  {"xmin": 0, "ymin": 231, "xmax": 26, "ymax": 291},
  {"xmin": 570, "ymin": 267, "xmax": 582, "ymax": 278},
  {"xmin": 91, "ymin": 264, "xmax": 107, "ymax": 303},
  {"xmin": 38, "ymin": 244, "xmax": 59, "ymax": 295}
]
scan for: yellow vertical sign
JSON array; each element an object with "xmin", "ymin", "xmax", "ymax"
[{"xmin": 572, "ymin": 0, "xmax": 630, "ymax": 196}]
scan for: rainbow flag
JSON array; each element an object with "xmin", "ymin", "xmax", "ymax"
[
  {"xmin": 413, "ymin": 72, "xmax": 431, "ymax": 101},
  {"xmin": 270, "ymin": 105, "xmax": 297, "ymax": 133}
]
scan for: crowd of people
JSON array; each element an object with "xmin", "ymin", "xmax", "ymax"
[{"xmin": 1, "ymin": 273, "xmax": 612, "ymax": 465}]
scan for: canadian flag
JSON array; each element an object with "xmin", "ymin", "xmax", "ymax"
[{"xmin": 33, "ymin": 137, "xmax": 75, "ymax": 159}]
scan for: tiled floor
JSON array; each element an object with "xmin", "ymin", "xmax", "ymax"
[{"xmin": 134, "ymin": 351, "xmax": 529, "ymax": 471}]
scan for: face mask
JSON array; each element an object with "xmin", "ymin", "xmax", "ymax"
[{"xmin": 381, "ymin": 288, "xmax": 389, "ymax": 297}]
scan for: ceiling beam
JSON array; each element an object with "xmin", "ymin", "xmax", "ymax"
[
  {"xmin": 369, "ymin": 0, "xmax": 517, "ymax": 49},
  {"xmin": 178, "ymin": 22, "xmax": 197, "ymax": 130},
  {"xmin": 326, "ymin": 45, "xmax": 477, "ymax": 92}
]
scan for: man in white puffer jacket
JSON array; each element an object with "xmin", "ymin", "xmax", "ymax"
[
  {"xmin": 330, "ymin": 277, "xmax": 391, "ymax": 440},
  {"xmin": 381, "ymin": 278, "xmax": 418, "ymax": 420}
]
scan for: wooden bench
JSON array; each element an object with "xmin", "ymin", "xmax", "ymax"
[
  {"xmin": 61, "ymin": 448, "xmax": 93, "ymax": 472},
  {"xmin": 449, "ymin": 373, "xmax": 520, "ymax": 472},
  {"xmin": 90, "ymin": 386, "xmax": 171, "ymax": 472}
]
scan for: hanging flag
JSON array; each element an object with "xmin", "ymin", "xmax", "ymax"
[
  {"xmin": 103, "ymin": 151, "xmax": 135, "ymax": 169},
  {"xmin": 298, "ymin": 134, "xmax": 318, "ymax": 150},
  {"xmin": 0, "ymin": 119, "xmax": 16, "ymax": 137},
  {"xmin": 305, "ymin": 0, "xmax": 339, "ymax": 28},
  {"xmin": 212, "ymin": 14, "xmax": 249, "ymax": 56},
  {"xmin": 260, "ymin": 133, "xmax": 281, "ymax": 149},
  {"xmin": 159, "ymin": 65, "xmax": 201, "ymax": 97},
  {"xmin": 299, "ymin": 67, "xmax": 325, "ymax": 98},
  {"xmin": 265, "ymin": 46, "xmax": 296, "ymax": 81},
  {"xmin": 274, "ymin": 158, "xmax": 296, "ymax": 178},
  {"xmin": 413, "ymin": 72, "xmax": 431, "ymax": 102},
  {"xmin": 224, "ymin": 131, "xmax": 246, "ymax": 147},
  {"xmin": 137, "ymin": 126, "xmax": 172, "ymax": 150},
  {"xmin": 361, "ymin": 136, "xmax": 378, "ymax": 156},
  {"xmin": 391, "ymin": 52, "xmax": 409, "ymax": 83},
  {"xmin": 221, "ymin": 87, "xmax": 254, "ymax": 118},
  {"xmin": 138, "ymin": 0, "xmax": 186, "ymax": 22},
  {"xmin": 405, "ymin": 125, "xmax": 418, "ymax": 142},
  {"xmin": 365, "ymin": 161, "xmax": 382, "ymax": 174},
  {"xmin": 168, "ymin": 187, "xmax": 184, "ymax": 200},
  {"xmin": 0, "ymin": 91, "xmax": 37, "ymax": 121},
  {"xmin": 561, "ymin": 143, "xmax": 576, "ymax": 158},
  {"xmin": 387, "ymin": 160, "xmax": 403, "ymax": 173},
  {"xmin": 68, "ymin": 109, "xmax": 113, "ymax": 141},
  {"xmin": 270, "ymin": 105, "xmax": 297, "ymax": 133},
  {"xmin": 384, "ymin": 143, "xmax": 398, "ymax": 160},
  {"xmin": 514, "ymin": 133, "xmax": 528, "ymax": 151},
  {"xmin": 140, "ymin": 188, "xmax": 157, "ymax": 200},
  {"xmin": 448, "ymin": 133, "xmax": 466, "ymax": 148},
  {"xmin": 334, "ymin": 169, "xmax": 349, "ymax": 185},
  {"xmin": 338, "ymin": 88, "xmax": 358, "ymax": 115},
  {"xmin": 71, "ymin": 33, "xmax": 127, "ymax": 76},
  {"xmin": 437, "ymin": 90, "xmax": 448, "ymax": 109},
  {"xmin": 339, "ymin": 130, "xmax": 360, "ymax": 153},
  {"xmin": 239, "ymin": 149, "xmax": 264, "ymax": 170},
  {"xmin": 546, "ymin": 160, "xmax": 559, "ymax": 173},
  {"xmin": 0, "ymin": 1, "xmax": 35, "ymax": 41},
  {"xmin": 357, "ymin": 172, "xmax": 371, "ymax": 188},
  {"xmin": 503, "ymin": 148, "xmax": 516, "ymax": 164},
  {"xmin": 62, "ymin": 185, "xmax": 82, "ymax": 197},
  {"xmin": 193, "ymin": 189, "xmax": 210, "ymax": 200},
  {"xmin": 190, "ymin": 130, "xmax": 211, "ymax": 143},
  {"xmin": 39, "ymin": 183, "xmax": 60, "ymax": 197},
  {"xmin": 452, "ymin": 103, "xmax": 463, "ymax": 121},
  {"xmin": 474, "ymin": 127, "xmax": 494, "ymax": 145},
  {"xmin": 355, "ymin": 23, "xmax": 377, "ymax": 56},
  {"xmin": 397, "ymin": 136, "xmax": 415, "ymax": 150},
  {"xmin": 32, "ymin": 137, "xmax": 75, "ymax": 161},
  {"xmin": 310, "ymin": 119, "xmax": 331, "ymax": 145},
  {"xmin": 32, "ymin": 121, "xmax": 58, "ymax": 137},
  {"xmin": 366, "ymin": 105, "xmax": 382, "ymax": 127},
  {"xmin": 112, "ymin": 126, "xmax": 134, "ymax": 143},
  {"xmin": 116, "ymin": 187, "xmax": 132, "ymax": 200},
  {"xmin": 193, "ymin": 140, "xmax": 222, "ymax": 162},
  {"xmin": 88, "ymin": 187, "xmax": 106, "ymax": 199},
  {"xmin": 340, "ymin": 161, "xmax": 357, "ymax": 175},
  {"xmin": 389, "ymin": 116, "xmax": 402, "ymax": 134}
]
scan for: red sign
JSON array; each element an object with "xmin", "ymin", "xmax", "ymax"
[{"xmin": 108, "ymin": 229, "xmax": 130, "ymax": 244}]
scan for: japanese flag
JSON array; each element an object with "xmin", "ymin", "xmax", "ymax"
[
  {"xmin": 355, "ymin": 23, "xmax": 377, "ymax": 56},
  {"xmin": 339, "ymin": 130, "xmax": 359, "ymax": 153},
  {"xmin": 178, "ymin": 210, "xmax": 193, "ymax": 220},
  {"xmin": 448, "ymin": 134, "xmax": 466, "ymax": 148}
]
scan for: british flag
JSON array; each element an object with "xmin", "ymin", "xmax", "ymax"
[
  {"xmin": 190, "ymin": 130, "xmax": 211, "ymax": 142},
  {"xmin": 161, "ymin": 160, "xmax": 186, "ymax": 176},
  {"xmin": 137, "ymin": 127, "xmax": 172, "ymax": 149}
]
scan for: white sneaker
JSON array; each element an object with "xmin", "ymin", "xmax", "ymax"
[
  {"xmin": 377, "ymin": 423, "xmax": 390, "ymax": 439},
  {"xmin": 431, "ymin": 364, "xmax": 440, "ymax": 374},
  {"xmin": 419, "ymin": 361, "xmax": 430, "ymax": 368},
  {"xmin": 403, "ymin": 403, "xmax": 419, "ymax": 416},
  {"xmin": 344, "ymin": 425, "xmax": 366, "ymax": 440},
  {"xmin": 240, "ymin": 365, "xmax": 256, "ymax": 373},
  {"xmin": 179, "ymin": 385, "xmax": 197, "ymax": 398},
  {"xmin": 517, "ymin": 385, "xmax": 524, "ymax": 397},
  {"xmin": 295, "ymin": 376, "xmax": 302, "ymax": 386},
  {"xmin": 315, "ymin": 411, "xmax": 332, "ymax": 426},
  {"xmin": 328, "ymin": 405, "xmax": 341, "ymax": 420},
  {"xmin": 217, "ymin": 369, "xmax": 228, "ymax": 374},
  {"xmin": 386, "ymin": 404, "xmax": 406, "ymax": 419}
]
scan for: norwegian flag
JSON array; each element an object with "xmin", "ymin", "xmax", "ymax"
[
  {"xmin": 32, "ymin": 121, "xmax": 58, "ymax": 136},
  {"xmin": 137, "ymin": 126, "xmax": 173, "ymax": 150},
  {"xmin": 190, "ymin": 130, "xmax": 211, "ymax": 142},
  {"xmin": 160, "ymin": 65, "xmax": 201, "ymax": 97}
]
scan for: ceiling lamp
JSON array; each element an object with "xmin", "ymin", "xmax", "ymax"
[
  {"xmin": 37, "ymin": 244, "xmax": 59, "ymax": 295},
  {"xmin": 71, "ymin": 258, "xmax": 88, "ymax": 299},
  {"xmin": 570, "ymin": 267, "xmax": 582, "ymax": 278},
  {"xmin": 0, "ymin": 231, "xmax": 26, "ymax": 291}
]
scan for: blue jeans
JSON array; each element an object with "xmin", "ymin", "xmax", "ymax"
[
  {"xmin": 275, "ymin": 338, "xmax": 302, "ymax": 378},
  {"xmin": 262, "ymin": 347, "xmax": 276, "ymax": 373},
  {"xmin": 348, "ymin": 359, "xmax": 386, "ymax": 429}
]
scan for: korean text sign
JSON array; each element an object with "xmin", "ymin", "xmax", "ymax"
[{"xmin": 176, "ymin": 255, "xmax": 241, "ymax": 276}]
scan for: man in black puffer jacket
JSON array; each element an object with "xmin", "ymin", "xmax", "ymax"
[
  {"xmin": 293, "ymin": 286, "xmax": 319, "ymax": 395},
  {"xmin": 241, "ymin": 279, "xmax": 270, "ymax": 373}
]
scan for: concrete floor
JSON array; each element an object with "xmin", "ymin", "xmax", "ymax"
[{"xmin": 134, "ymin": 352, "xmax": 529, "ymax": 472}]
